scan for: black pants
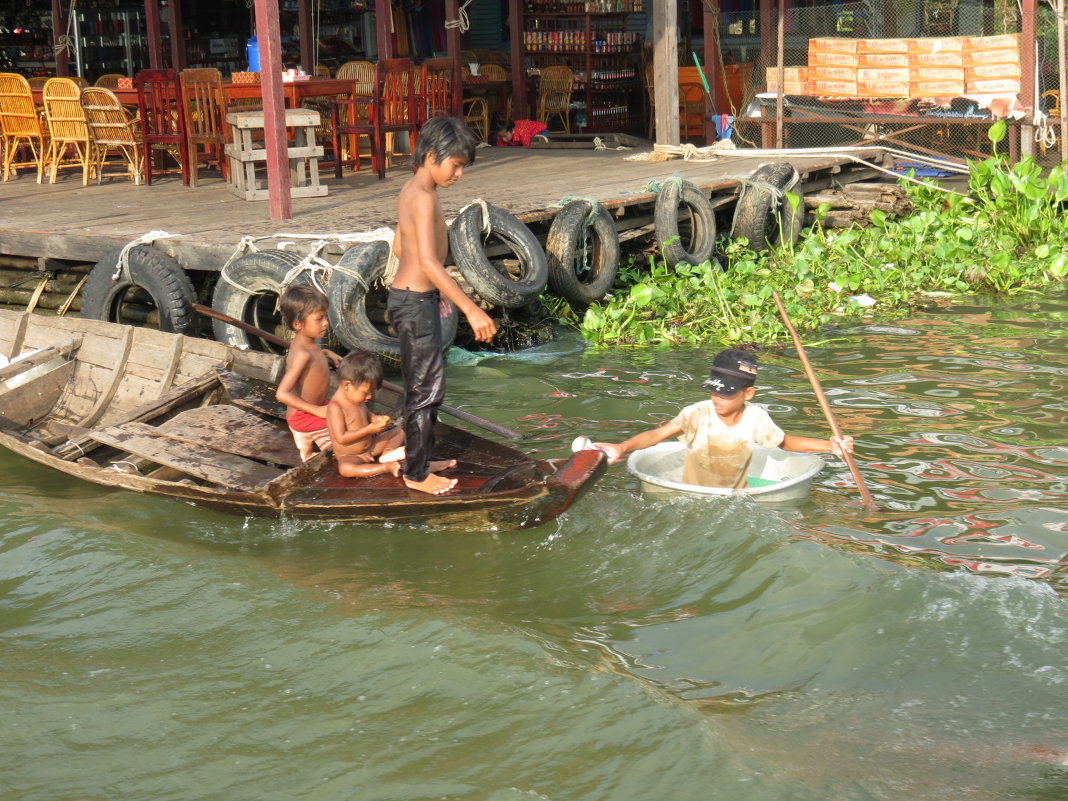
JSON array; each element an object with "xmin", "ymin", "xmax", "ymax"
[{"xmin": 387, "ymin": 288, "xmax": 445, "ymax": 482}]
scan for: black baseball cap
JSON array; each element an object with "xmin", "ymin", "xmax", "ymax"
[{"xmin": 702, "ymin": 348, "xmax": 759, "ymax": 396}]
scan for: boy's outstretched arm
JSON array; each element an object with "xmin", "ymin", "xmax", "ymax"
[
  {"xmin": 326, "ymin": 403, "xmax": 391, "ymax": 447},
  {"xmin": 409, "ymin": 192, "xmax": 497, "ymax": 342},
  {"xmin": 275, "ymin": 349, "xmax": 328, "ymax": 418},
  {"xmin": 595, "ymin": 421, "xmax": 683, "ymax": 465},
  {"xmin": 781, "ymin": 434, "xmax": 854, "ymax": 457}
]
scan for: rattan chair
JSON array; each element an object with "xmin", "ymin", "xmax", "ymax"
[
  {"xmin": 27, "ymin": 76, "xmax": 48, "ymax": 90},
  {"xmin": 537, "ymin": 65, "xmax": 573, "ymax": 133},
  {"xmin": 462, "ymin": 96, "xmax": 489, "ymax": 141},
  {"xmin": 474, "ymin": 63, "xmax": 510, "ymax": 119},
  {"xmin": 313, "ymin": 64, "xmax": 331, "ymax": 78},
  {"xmin": 0, "ymin": 72, "xmax": 48, "ymax": 182},
  {"xmin": 94, "ymin": 73, "xmax": 126, "ymax": 88},
  {"xmin": 82, "ymin": 86, "xmax": 142, "ymax": 184},
  {"xmin": 42, "ymin": 78, "xmax": 93, "ymax": 184},
  {"xmin": 178, "ymin": 67, "xmax": 227, "ymax": 187},
  {"xmin": 336, "ymin": 60, "xmax": 374, "ymax": 96}
]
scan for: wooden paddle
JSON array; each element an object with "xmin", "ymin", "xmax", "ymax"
[
  {"xmin": 192, "ymin": 303, "xmax": 524, "ymax": 441},
  {"xmin": 771, "ymin": 291, "xmax": 878, "ymax": 512}
]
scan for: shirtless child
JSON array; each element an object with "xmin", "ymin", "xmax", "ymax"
[
  {"xmin": 389, "ymin": 115, "xmax": 497, "ymax": 495},
  {"xmin": 275, "ymin": 285, "xmax": 342, "ymax": 462}
]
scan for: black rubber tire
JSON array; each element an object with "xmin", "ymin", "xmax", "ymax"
[
  {"xmin": 545, "ymin": 200, "xmax": 620, "ymax": 307},
  {"xmin": 81, "ymin": 245, "xmax": 197, "ymax": 334},
  {"xmin": 327, "ymin": 240, "xmax": 458, "ymax": 364},
  {"xmin": 449, "ymin": 202, "xmax": 548, "ymax": 308},
  {"xmin": 731, "ymin": 162, "xmax": 806, "ymax": 252},
  {"xmin": 210, "ymin": 249, "xmax": 306, "ymax": 349},
  {"xmin": 653, "ymin": 179, "xmax": 717, "ymax": 267}
]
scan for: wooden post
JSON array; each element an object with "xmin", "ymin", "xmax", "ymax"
[
  {"xmin": 445, "ymin": 0, "xmax": 461, "ymax": 60},
  {"xmin": 759, "ymin": 0, "xmax": 774, "ymax": 147},
  {"xmin": 775, "ymin": 0, "xmax": 784, "ymax": 149},
  {"xmin": 51, "ymin": 0, "xmax": 69, "ymax": 77},
  {"xmin": 254, "ymin": 0, "xmax": 293, "ymax": 220},
  {"xmin": 168, "ymin": 0, "xmax": 186, "ymax": 70},
  {"xmin": 376, "ymin": 0, "xmax": 393, "ymax": 60},
  {"xmin": 509, "ymin": 0, "xmax": 526, "ymax": 119},
  {"xmin": 702, "ymin": 1, "xmax": 720, "ymax": 144},
  {"xmin": 653, "ymin": 0, "xmax": 680, "ymax": 146},
  {"xmin": 144, "ymin": 0, "xmax": 163, "ymax": 70},
  {"xmin": 298, "ymin": 0, "xmax": 313, "ymax": 72},
  {"xmin": 1020, "ymin": 0, "xmax": 1036, "ymax": 157}
]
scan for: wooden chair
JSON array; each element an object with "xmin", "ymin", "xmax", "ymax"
[
  {"xmin": 94, "ymin": 73, "xmax": 126, "ymax": 88},
  {"xmin": 0, "ymin": 72, "xmax": 48, "ymax": 182},
  {"xmin": 82, "ymin": 86, "xmax": 142, "ymax": 184},
  {"xmin": 336, "ymin": 60, "xmax": 374, "ymax": 96},
  {"xmin": 42, "ymin": 78, "xmax": 93, "ymax": 184},
  {"xmin": 178, "ymin": 67, "xmax": 228, "ymax": 186},
  {"xmin": 135, "ymin": 68, "xmax": 189, "ymax": 185},
  {"xmin": 537, "ymin": 65, "xmax": 573, "ymax": 133},
  {"xmin": 313, "ymin": 64, "xmax": 331, "ymax": 78},
  {"xmin": 474, "ymin": 63, "xmax": 511, "ymax": 119},
  {"xmin": 421, "ymin": 57, "xmax": 461, "ymax": 122},
  {"xmin": 331, "ymin": 58, "xmax": 418, "ymax": 181}
]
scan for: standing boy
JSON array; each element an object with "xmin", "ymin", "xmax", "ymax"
[
  {"xmin": 595, "ymin": 348, "xmax": 854, "ymax": 489},
  {"xmin": 275, "ymin": 285, "xmax": 341, "ymax": 462},
  {"xmin": 390, "ymin": 115, "xmax": 497, "ymax": 495}
]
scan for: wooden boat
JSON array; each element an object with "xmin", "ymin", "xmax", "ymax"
[
  {"xmin": 626, "ymin": 442, "xmax": 825, "ymax": 504},
  {"xmin": 0, "ymin": 311, "xmax": 606, "ymax": 530}
]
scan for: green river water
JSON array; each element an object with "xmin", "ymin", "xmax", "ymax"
[{"xmin": 2, "ymin": 291, "xmax": 1066, "ymax": 801}]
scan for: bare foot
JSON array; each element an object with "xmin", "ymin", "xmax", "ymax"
[
  {"xmin": 428, "ymin": 459, "xmax": 457, "ymax": 472},
  {"xmin": 385, "ymin": 461, "xmax": 402, "ymax": 477},
  {"xmin": 403, "ymin": 471, "xmax": 458, "ymax": 495}
]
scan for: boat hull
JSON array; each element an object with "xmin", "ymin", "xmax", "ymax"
[{"xmin": 626, "ymin": 442, "xmax": 825, "ymax": 503}]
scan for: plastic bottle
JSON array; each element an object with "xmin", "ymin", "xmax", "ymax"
[{"xmin": 246, "ymin": 36, "xmax": 259, "ymax": 72}]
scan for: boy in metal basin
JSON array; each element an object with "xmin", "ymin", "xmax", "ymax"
[
  {"xmin": 390, "ymin": 116, "xmax": 497, "ymax": 495},
  {"xmin": 596, "ymin": 348, "xmax": 854, "ymax": 489}
]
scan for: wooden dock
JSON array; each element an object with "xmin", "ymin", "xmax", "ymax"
[{"xmin": 0, "ymin": 146, "xmax": 887, "ymax": 272}]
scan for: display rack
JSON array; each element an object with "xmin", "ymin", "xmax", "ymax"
[
  {"xmin": 73, "ymin": 8, "xmax": 147, "ymax": 81},
  {"xmin": 519, "ymin": 5, "xmax": 643, "ymax": 133}
]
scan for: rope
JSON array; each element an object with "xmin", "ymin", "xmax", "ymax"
[
  {"xmin": 57, "ymin": 274, "xmax": 88, "ymax": 317},
  {"xmin": 1034, "ymin": 108, "xmax": 1057, "ymax": 150},
  {"xmin": 457, "ymin": 198, "xmax": 493, "ymax": 235},
  {"xmin": 111, "ymin": 230, "xmax": 175, "ymax": 281},
  {"xmin": 445, "ymin": 0, "xmax": 473, "ymax": 32},
  {"xmin": 730, "ymin": 178, "xmax": 794, "ymax": 236},
  {"xmin": 26, "ymin": 274, "xmax": 49, "ymax": 314},
  {"xmin": 550, "ymin": 195, "xmax": 606, "ymax": 227}
]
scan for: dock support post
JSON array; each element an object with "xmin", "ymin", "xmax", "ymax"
[
  {"xmin": 254, "ymin": 0, "xmax": 293, "ymax": 221},
  {"xmin": 653, "ymin": 0, "xmax": 680, "ymax": 146}
]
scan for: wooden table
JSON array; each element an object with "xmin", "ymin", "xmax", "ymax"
[{"xmin": 31, "ymin": 78, "xmax": 355, "ymax": 109}]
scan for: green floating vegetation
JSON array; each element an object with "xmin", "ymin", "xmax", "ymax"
[{"xmin": 560, "ymin": 133, "xmax": 1068, "ymax": 349}]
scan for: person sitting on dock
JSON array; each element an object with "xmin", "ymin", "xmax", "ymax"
[
  {"xmin": 595, "ymin": 348, "xmax": 854, "ymax": 489},
  {"xmin": 326, "ymin": 351, "xmax": 409, "ymax": 479},
  {"xmin": 275, "ymin": 285, "xmax": 342, "ymax": 462},
  {"xmin": 490, "ymin": 119, "xmax": 550, "ymax": 147}
]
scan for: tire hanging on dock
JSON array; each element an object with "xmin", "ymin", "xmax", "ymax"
[
  {"xmin": 731, "ymin": 163, "xmax": 806, "ymax": 252},
  {"xmin": 545, "ymin": 200, "xmax": 620, "ymax": 307},
  {"xmin": 210, "ymin": 249, "xmax": 306, "ymax": 350},
  {"xmin": 327, "ymin": 240, "xmax": 457, "ymax": 363},
  {"xmin": 81, "ymin": 245, "xmax": 197, "ymax": 334},
  {"xmin": 653, "ymin": 179, "xmax": 717, "ymax": 268},
  {"xmin": 449, "ymin": 202, "xmax": 548, "ymax": 309}
]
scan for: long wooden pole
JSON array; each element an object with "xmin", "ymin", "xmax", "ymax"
[
  {"xmin": 253, "ymin": 0, "xmax": 293, "ymax": 221},
  {"xmin": 771, "ymin": 291, "xmax": 877, "ymax": 511},
  {"xmin": 192, "ymin": 304, "xmax": 524, "ymax": 442}
]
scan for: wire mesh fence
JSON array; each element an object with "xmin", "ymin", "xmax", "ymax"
[{"xmin": 693, "ymin": 0, "xmax": 1062, "ymax": 163}]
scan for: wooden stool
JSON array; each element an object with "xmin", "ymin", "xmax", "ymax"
[{"xmin": 225, "ymin": 108, "xmax": 328, "ymax": 201}]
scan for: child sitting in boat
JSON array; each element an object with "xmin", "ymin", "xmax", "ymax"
[
  {"xmin": 326, "ymin": 351, "xmax": 407, "ymax": 478},
  {"xmin": 275, "ymin": 285, "xmax": 341, "ymax": 462},
  {"xmin": 595, "ymin": 348, "xmax": 854, "ymax": 489}
]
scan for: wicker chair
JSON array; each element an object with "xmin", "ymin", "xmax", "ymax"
[
  {"xmin": 42, "ymin": 78, "xmax": 93, "ymax": 184},
  {"xmin": 537, "ymin": 65, "xmax": 573, "ymax": 133},
  {"xmin": 474, "ymin": 63, "xmax": 510, "ymax": 119},
  {"xmin": 0, "ymin": 72, "xmax": 48, "ymax": 182},
  {"xmin": 82, "ymin": 86, "xmax": 142, "ymax": 184},
  {"xmin": 462, "ymin": 96, "xmax": 489, "ymax": 142},
  {"xmin": 313, "ymin": 64, "xmax": 331, "ymax": 78},
  {"xmin": 94, "ymin": 73, "xmax": 126, "ymax": 88},
  {"xmin": 27, "ymin": 76, "xmax": 48, "ymax": 90},
  {"xmin": 178, "ymin": 68, "xmax": 228, "ymax": 186},
  {"xmin": 336, "ymin": 60, "xmax": 374, "ymax": 96}
]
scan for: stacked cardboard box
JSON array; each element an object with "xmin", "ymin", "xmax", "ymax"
[
  {"xmin": 807, "ymin": 38, "xmax": 857, "ymax": 96},
  {"xmin": 857, "ymin": 38, "xmax": 909, "ymax": 97},
  {"xmin": 964, "ymin": 33, "xmax": 1021, "ymax": 94},
  {"xmin": 765, "ymin": 67, "xmax": 808, "ymax": 95},
  {"xmin": 908, "ymin": 37, "xmax": 965, "ymax": 96}
]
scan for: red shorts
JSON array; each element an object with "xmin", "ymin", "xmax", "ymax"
[{"xmin": 287, "ymin": 409, "xmax": 328, "ymax": 432}]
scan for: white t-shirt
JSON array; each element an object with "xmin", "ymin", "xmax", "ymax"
[{"xmin": 671, "ymin": 400, "xmax": 785, "ymax": 488}]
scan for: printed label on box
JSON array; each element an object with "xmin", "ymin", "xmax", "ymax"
[
  {"xmin": 964, "ymin": 33, "xmax": 1019, "ymax": 51},
  {"xmin": 767, "ymin": 81, "xmax": 808, "ymax": 94},
  {"xmin": 965, "ymin": 78, "xmax": 1022, "ymax": 94},
  {"xmin": 808, "ymin": 51, "xmax": 859, "ymax": 67},
  {"xmin": 963, "ymin": 49, "xmax": 1021, "ymax": 67},
  {"xmin": 857, "ymin": 81, "xmax": 910, "ymax": 97},
  {"xmin": 858, "ymin": 38, "xmax": 909, "ymax": 53},
  {"xmin": 857, "ymin": 68, "xmax": 910, "ymax": 82},
  {"xmin": 909, "ymin": 51, "xmax": 964, "ymax": 67},
  {"xmin": 808, "ymin": 79, "xmax": 858, "ymax": 97},
  {"xmin": 809, "ymin": 38, "xmax": 859, "ymax": 54},
  {"xmin": 859, "ymin": 53, "xmax": 909, "ymax": 67},
  {"xmin": 765, "ymin": 67, "xmax": 807, "ymax": 82},
  {"xmin": 965, "ymin": 63, "xmax": 1022, "ymax": 79},
  {"xmin": 809, "ymin": 66, "xmax": 858, "ymax": 81},
  {"xmin": 909, "ymin": 80, "xmax": 965, "ymax": 96},
  {"xmin": 911, "ymin": 67, "xmax": 966, "ymax": 81},
  {"xmin": 908, "ymin": 37, "xmax": 964, "ymax": 53}
]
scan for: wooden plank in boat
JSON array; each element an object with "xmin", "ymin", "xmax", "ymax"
[
  {"xmin": 88, "ymin": 421, "xmax": 283, "ymax": 491},
  {"xmin": 215, "ymin": 368, "xmax": 287, "ymax": 420},
  {"xmin": 0, "ymin": 340, "xmax": 79, "ymax": 383},
  {"xmin": 157, "ymin": 405, "xmax": 301, "ymax": 467},
  {"xmin": 0, "ymin": 359, "xmax": 73, "ymax": 428},
  {"xmin": 0, "ymin": 311, "xmax": 25, "ymax": 357}
]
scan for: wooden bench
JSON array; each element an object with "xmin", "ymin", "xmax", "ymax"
[{"xmin": 88, "ymin": 421, "xmax": 284, "ymax": 492}]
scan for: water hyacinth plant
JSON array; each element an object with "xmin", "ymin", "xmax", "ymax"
[{"xmin": 566, "ymin": 128, "xmax": 1068, "ymax": 349}]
